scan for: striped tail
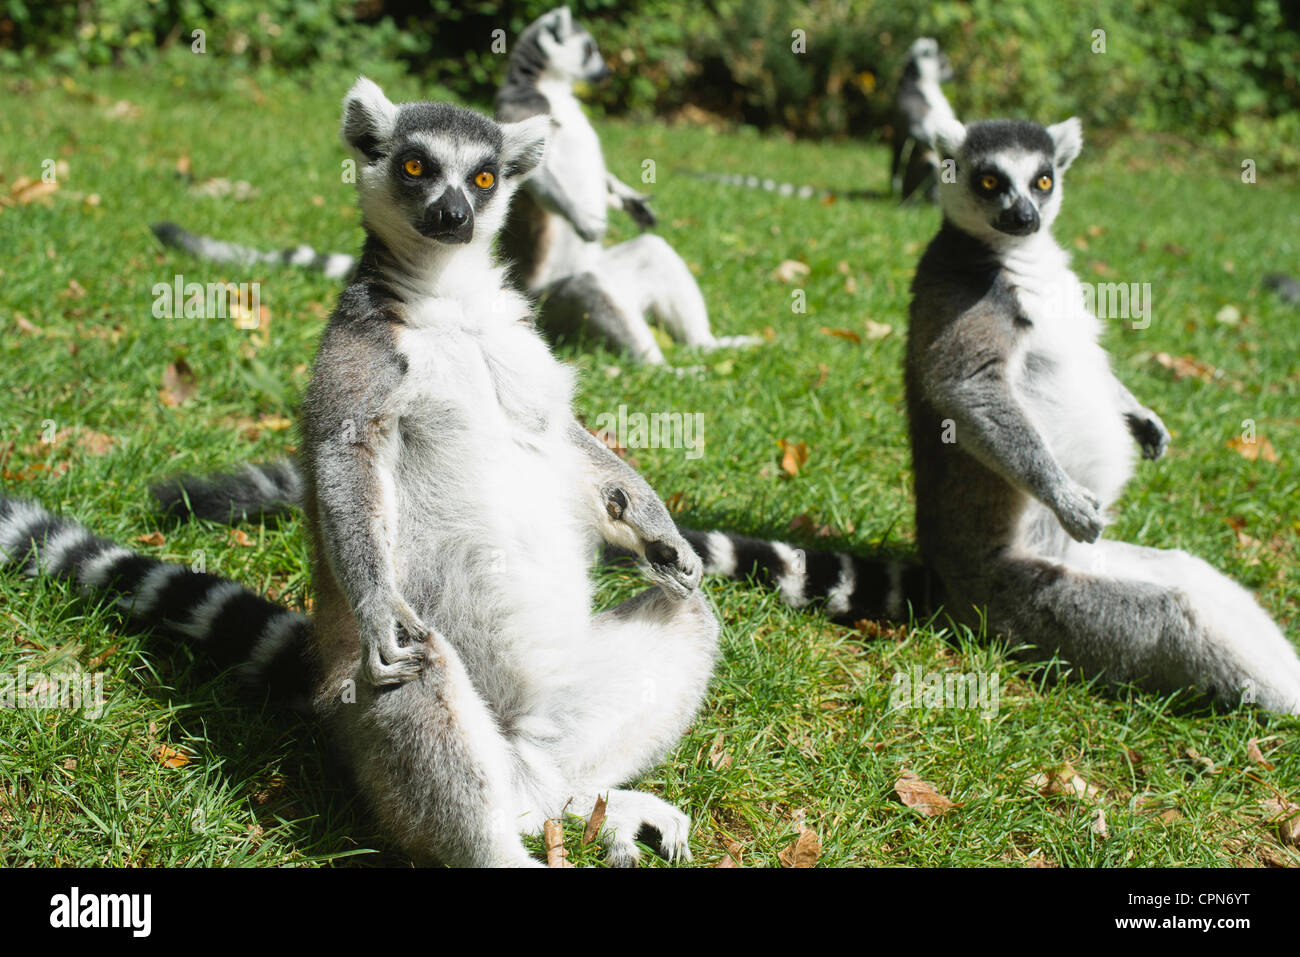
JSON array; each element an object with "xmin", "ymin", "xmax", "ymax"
[
  {"xmin": 150, "ymin": 221, "xmax": 357, "ymax": 280},
  {"xmin": 0, "ymin": 496, "xmax": 312, "ymax": 702},
  {"xmin": 680, "ymin": 528, "xmax": 935, "ymax": 625},
  {"xmin": 678, "ymin": 171, "xmax": 886, "ymax": 203},
  {"xmin": 152, "ymin": 459, "xmax": 303, "ymax": 524}
]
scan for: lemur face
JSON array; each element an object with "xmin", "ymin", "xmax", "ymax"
[
  {"xmin": 340, "ymin": 78, "xmax": 548, "ymax": 252},
  {"xmin": 536, "ymin": 7, "xmax": 611, "ymax": 84},
  {"xmin": 934, "ymin": 118, "xmax": 1084, "ymax": 245},
  {"xmin": 909, "ymin": 38, "xmax": 953, "ymax": 83}
]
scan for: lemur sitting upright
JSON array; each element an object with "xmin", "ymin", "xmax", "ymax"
[
  {"xmin": 897, "ymin": 116, "xmax": 1299, "ymax": 711},
  {"xmin": 685, "ymin": 118, "xmax": 1300, "ymax": 712},
  {"xmin": 4, "ymin": 80, "xmax": 724, "ymax": 867},
  {"xmin": 494, "ymin": 6, "xmax": 758, "ymax": 363},
  {"xmin": 890, "ymin": 37, "xmax": 956, "ymax": 204}
]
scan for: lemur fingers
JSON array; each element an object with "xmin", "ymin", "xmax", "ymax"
[
  {"xmin": 359, "ymin": 602, "xmax": 433, "ymax": 687},
  {"xmin": 1052, "ymin": 480, "xmax": 1105, "ymax": 544},
  {"xmin": 601, "ymin": 485, "xmax": 701, "ymax": 597}
]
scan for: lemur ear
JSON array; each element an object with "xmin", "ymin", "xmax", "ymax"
[
  {"xmin": 500, "ymin": 115, "xmax": 551, "ymax": 179},
  {"xmin": 550, "ymin": 7, "xmax": 573, "ymax": 38},
  {"xmin": 931, "ymin": 117, "xmax": 967, "ymax": 158},
  {"xmin": 341, "ymin": 76, "xmax": 398, "ymax": 162},
  {"xmin": 1046, "ymin": 117, "xmax": 1083, "ymax": 171}
]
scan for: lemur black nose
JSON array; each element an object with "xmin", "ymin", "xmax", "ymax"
[
  {"xmin": 996, "ymin": 199, "xmax": 1040, "ymax": 236},
  {"xmin": 422, "ymin": 188, "xmax": 474, "ymax": 244}
]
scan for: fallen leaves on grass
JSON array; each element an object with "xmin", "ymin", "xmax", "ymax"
[
  {"xmin": 582, "ymin": 793, "xmax": 606, "ymax": 845},
  {"xmin": 229, "ymin": 528, "xmax": 256, "ymax": 548},
  {"xmin": 777, "ymin": 439, "xmax": 809, "ymax": 477},
  {"xmin": 1029, "ymin": 763, "xmax": 1102, "ymax": 801},
  {"xmin": 788, "ymin": 513, "xmax": 840, "ymax": 539},
  {"xmin": 135, "ymin": 532, "xmax": 166, "ymax": 547},
  {"xmin": 893, "ymin": 771, "xmax": 958, "ymax": 817},
  {"xmin": 1261, "ymin": 798, "xmax": 1300, "ymax": 848},
  {"xmin": 1247, "ymin": 737, "xmax": 1276, "ymax": 771},
  {"xmin": 1152, "ymin": 351, "xmax": 1216, "ymax": 383},
  {"xmin": 154, "ymin": 744, "xmax": 190, "ymax": 769},
  {"xmin": 777, "ymin": 810, "xmax": 821, "ymax": 867},
  {"xmin": 819, "ymin": 326, "xmax": 860, "ymax": 344},
  {"xmin": 863, "ymin": 319, "xmax": 892, "ymax": 340},
  {"xmin": 1227, "ymin": 435, "xmax": 1278, "ymax": 463},
  {"xmin": 772, "ymin": 259, "xmax": 810, "ymax": 283},
  {"xmin": 708, "ymin": 732, "xmax": 733, "ymax": 770},
  {"xmin": 3, "ymin": 176, "xmax": 59, "ymax": 208},
  {"xmin": 160, "ymin": 359, "xmax": 198, "ymax": 407},
  {"xmin": 544, "ymin": 817, "xmax": 572, "ymax": 867}
]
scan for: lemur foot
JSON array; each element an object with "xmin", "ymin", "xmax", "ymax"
[
  {"xmin": 1126, "ymin": 409, "xmax": 1170, "ymax": 461},
  {"xmin": 360, "ymin": 603, "xmax": 432, "ymax": 687},
  {"xmin": 622, "ymin": 196, "xmax": 658, "ymax": 230},
  {"xmin": 599, "ymin": 792, "xmax": 693, "ymax": 868},
  {"xmin": 644, "ymin": 537, "xmax": 703, "ymax": 599},
  {"xmin": 1053, "ymin": 480, "xmax": 1105, "ymax": 543}
]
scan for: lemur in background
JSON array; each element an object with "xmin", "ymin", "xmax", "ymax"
[
  {"xmin": 151, "ymin": 7, "xmax": 750, "ymax": 365},
  {"xmin": 6, "ymin": 81, "xmax": 724, "ymax": 867},
  {"xmin": 494, "ymin": 6, "xmax": 758, "ymax": 363},
  {"xmin": 890, "ymin": 37, "xmax": 956, "ymax": 204},
  {"xmin": 682, "ymin": 37, "xmax": 955, "ymax": 206}
]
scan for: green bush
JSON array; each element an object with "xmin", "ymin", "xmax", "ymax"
[{"xmin": 3, "ymin": 0, "xmax": 1298, "ymax": 163}]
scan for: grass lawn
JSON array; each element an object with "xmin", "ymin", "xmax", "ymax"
[{"xmin": 2, "ymin": 54, "xmax": 1298, "ymax": 867}]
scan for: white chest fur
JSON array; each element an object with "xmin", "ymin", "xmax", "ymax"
[{"xmin": 1003, "ymin": 241, "xmax": 1135, "ymax": 506}]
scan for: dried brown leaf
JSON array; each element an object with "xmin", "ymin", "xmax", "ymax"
[
  {"xmin": 819, "ymin": 326, "xmax": 861, "ymax": 344},
  {"xmin": 894, "ymin": 771, "xmax": 958, "ymax": 817},
  {"xmin": 135, "ymin": 531, "xmax": 166, "ymax": 547},
  {"xmin": 777, "ymin": 439, "xmax": 809, "ymax": 477},
  {"xmin": 544, "ymin": 817, "xmax": 573, "ymax": 867},
  {"xmin": 154, "ymin": 744, "xmax": 190, "ymax": 769},
  {"xmin": 582, "ymin": 793, "xmax": 607, "ymax": 846},
  {"xmin": 160, "ymin": 359, "xmax": 198, "ymax": 407},
  {"xmin": 1152, "ymin": 351, "xmax": 1216, "ymax": 383},
  {"xmin": 772, "ymin": 259, "xmax": 810, "ymax": 283},
  {"xmin": 1247, "ymin": 737, "xmax": 1275, "ymax": 771},
  {"xmin": 777, "ymin": 817, "xmax": 821, "ymax": 868}
]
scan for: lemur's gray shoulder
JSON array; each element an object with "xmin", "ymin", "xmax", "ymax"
[
  {"xmin": 302, "ymin": 280, "xmax": 411, "ymax": 442},
  {"xmin": 909, "ymin": 222, "xmax": 1025, "ymax": 339}
]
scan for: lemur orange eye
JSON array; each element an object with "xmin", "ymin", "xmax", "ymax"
[
  {"xmin": 475, "ymin": 170, "xmax": 495, "ymax": 190},
  {"xmin": 1036, "ymin": 174, "xmax": 1053, "ymax": 191},
  {"xmin": 979, "ymin": 174, "xmax": 999, "ymax": 191},
  {"xmin": 403, "ymin": 158, "xmax": 423, "ymax": 177}
]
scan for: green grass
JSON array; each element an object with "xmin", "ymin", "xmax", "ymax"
[{"xmin": 2, "ymin": 53, "xmax": 1298, "ymax": 868}]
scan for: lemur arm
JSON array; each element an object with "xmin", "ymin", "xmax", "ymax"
[
  {"xmin": 568, "ymin": 419, "xmax": 701, "ymax": 598},
  {"xmin": 919, "ymin": 312, "xmax": 1104, "ymax": 543},
  {"xmin": 605, "ymin": 172, "xmax": 657, "ymax": 230},
  {"xmin": 308, "ymin": 328, "xmax": 430, "ymax": 686},
  {"xmin": 525, "ymin": 165, "xmax": 607, "ymax": 242},
  {"xmin": 1111, "ymin": 375, "xmax": 1170, "ymax": 461}
]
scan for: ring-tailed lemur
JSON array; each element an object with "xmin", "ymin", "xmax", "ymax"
[
  {"xmin": 10, "ymin": 81, "xmax": 726, "ymax": 868},
  {"xmin": 897, "ymin": 116, "xmax": 1299, "ymax": 712},
  {"xmin": 890, "ymin": 37, "xmax": 956, "ymax": 204},
  {"xmin": 494, "ymin": 6, "xmax": 758, "ymax": 363}
]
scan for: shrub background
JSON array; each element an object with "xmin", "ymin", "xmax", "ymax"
[{"xmin": 5, "ymin": 1, "xmax": 1298, "ymax": 165}]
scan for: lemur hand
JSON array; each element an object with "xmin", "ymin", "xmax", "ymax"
[
  {"xmin": 602, "ymin": 485, "xmax": 702, "ymax": 598},
  {"xmin": 360, "ymin": 599, "xmax": 432, "ymax": 687},
  {"xmin": 571, "ymin": 211, "xmax": 607, "ymax": 243},
  {"xmin": 622, "ymin": 195, "xmax": 658, "ymax": 230},
  {"xmin": 1126, "ymin": 409, "xmax": 1170, "ymax": 461},
  {"xmin": 1052, "ymin": 480, "xmax": 1105, "ymax": 544}
]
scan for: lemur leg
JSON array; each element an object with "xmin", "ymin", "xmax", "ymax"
[
  {"xmin": 541, "ymin": 271, "xmax": 666, "ymax": 364},
  {"xmin": 550, "ymin": 586, "xmax": 721, "ymax": 866},
  {"xmin": 319, "ymin": 625, "xmax": 546, "ymax": 868},
  {"xmin": 973, "ymin": 546, "xmax": 1300, "ymax": 713},
  {"xmin": 600, "ymin": 234, "xmax": 762, "ymax": 351}
]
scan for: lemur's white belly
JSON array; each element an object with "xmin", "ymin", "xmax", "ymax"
[
  {"xmin": 389, "ymin": 300, "xmax": 594, "ymax": 703},
  {"xmin": 535, "ymin": 85, "xmax": 607, "ymax": 286},
  {"xmin": 1010, "ymin": 271, "xmax": 1135, "ymax": 509}
]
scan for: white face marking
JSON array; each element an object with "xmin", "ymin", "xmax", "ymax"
[{"xmin": 940, "ymin": 147, "xmax": 1063, "ymax": 246}]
